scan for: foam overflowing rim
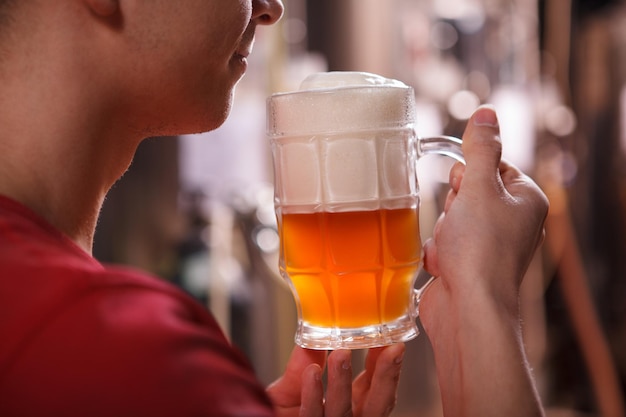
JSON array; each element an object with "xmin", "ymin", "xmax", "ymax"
[
  {"xmin": 267, "ymin": 72, "xmax": 416, "ymax": 137},
  {"xmin": 270, "ymin": 71, "xmax": 411, "ymax": 98}
]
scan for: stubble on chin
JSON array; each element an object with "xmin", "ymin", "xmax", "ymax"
[{"xmin": 144, "ymin": 87, "xmax": 237, "ymax": 137}]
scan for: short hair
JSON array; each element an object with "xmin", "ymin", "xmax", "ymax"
[
  {"xmin": 0, "ymin": 0, "xmax": 15, "ymax": 26},
  {"xmin": 0, "ymin": 0, "xmax": 16, "ymax": 58}
]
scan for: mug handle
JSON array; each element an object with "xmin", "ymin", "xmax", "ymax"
[
  {"xmin": 417, "ymin": 135, "xmax": 465, "ymax": 163},
  {"xmin": 412, "ymin": 135, "xmax": 465, "ymax": 317}
]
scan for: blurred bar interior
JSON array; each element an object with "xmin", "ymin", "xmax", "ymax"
[{"xmin": 94, "ymin": 0, "xmax": 626, "ymax": 416}]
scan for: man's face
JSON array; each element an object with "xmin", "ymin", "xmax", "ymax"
[{"xmin": 120, "ymin": 0, "xmax": 282, "ymax": 136}]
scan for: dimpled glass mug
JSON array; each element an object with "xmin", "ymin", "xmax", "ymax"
[{"xmin": 267, "ymin": 72, "xmax": 464, "ymax": 349}]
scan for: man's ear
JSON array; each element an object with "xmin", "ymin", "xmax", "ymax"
[{"xmin": 84, "ymin": 0, "xmax": 118, "ymax": 17}]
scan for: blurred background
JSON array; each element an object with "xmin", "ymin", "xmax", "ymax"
[{"xmin": 93, "ymin": 0, "xmax": 626, "ymax": 416}]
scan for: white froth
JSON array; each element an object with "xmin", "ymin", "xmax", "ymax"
[
  {"xmin": 269, "ymin": 72, "xmax": 419, "ymax": 211},
  {"xmin": 299, "ymin": 71, "xmax": 408, "ymax": 90},
  {"xmin": 268, "ymin": 72, "xmax": 416, "ymax": 137}
]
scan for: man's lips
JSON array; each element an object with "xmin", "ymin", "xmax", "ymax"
[
  {"xmin": 235, "ymin": 33, "xmax": 255, "ymax": 59},
  {"xmin": 235, "ymin": 46, "xmax": 251, "ymax": 60}
]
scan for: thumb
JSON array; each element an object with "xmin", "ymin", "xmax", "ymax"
[{"xmin": 459, "ymin": 105, "xmax": 503, "ymax": 191}]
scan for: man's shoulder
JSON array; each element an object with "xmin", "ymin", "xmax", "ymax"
[
  {"xmin": 2, "ymin": 260, "xmax": 225, "ymax": 360},
  {"xmin": 0, "ymin": 264, "xmax": 273, "ymax": 417}
]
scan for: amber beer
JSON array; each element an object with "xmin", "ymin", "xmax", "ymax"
[{"xmin": 278, "ymin": 206, "xmax": 421, "ymax": 329}]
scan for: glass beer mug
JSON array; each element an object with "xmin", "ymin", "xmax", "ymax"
[{"xmin": 267, "ymin": 72, "xmax": 464, "ymax": 349}]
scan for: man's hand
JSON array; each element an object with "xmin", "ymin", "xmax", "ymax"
[
  {"xmin": 419, "ymin": 105, "xmax": 547, "ymax": 417},
  {"xmin": 267, "ymin": 344, "xmax": 405, "ymax": 417}
]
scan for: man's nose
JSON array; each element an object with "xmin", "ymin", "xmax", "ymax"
[{"xmin": 252, "ymin": 0, "xmax": 285, "ymax": 26}]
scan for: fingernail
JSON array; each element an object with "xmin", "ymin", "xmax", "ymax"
[
  {"xmin": 389, "ymin": 343, "xmax": 405, "ymax": 365},
  {"xmin": 451, "ymin": 175, "xmax": 458, "ymax": 190},
  {"xmin": 394, "ymin": 348, "xmax": 405, "ymax": 365},
  {"xmin": 334, "ymin": 349, "xmax": 351, "ymax": 370},
  {"xmin": 473, "ymin": 104, "xmax": 499, "ymax": 128}
]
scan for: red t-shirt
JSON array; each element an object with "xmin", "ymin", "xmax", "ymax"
[{"xmin": 0, "ymin": 195, "xmax": 274, "ymax": 417}]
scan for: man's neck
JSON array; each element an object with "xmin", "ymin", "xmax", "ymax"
[
  {"xmin": 0, "ymin": 1, "xmax": 148, "ymax": 253},
  {"xmin": 0, "ymin": 90, "xmax": 140, "ymax": 255}
]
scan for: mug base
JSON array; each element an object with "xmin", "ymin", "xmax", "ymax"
[{"xmin": 295, "ymin": 318, "xmax": 419, "ymax": 350}]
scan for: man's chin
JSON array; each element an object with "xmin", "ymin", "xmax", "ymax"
[
  {"xmin": 141, "ymin": 88, "xmax": 236, "ymax": 137},
  {"xmin": 177, "ymin": 102, "xmax": 234, "ymax": 136},
  {"xmin": 200, "ymin": 90, "xmax": 235, "ymax": 133}
]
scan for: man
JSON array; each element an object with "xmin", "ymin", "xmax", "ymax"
[
  {"xmin": 0, "ymin": 1, "xmax": 547, "ymax": 416},
  {"xmin": 0, "ymin": 1, "xmax": 403, "ymax": 416}
]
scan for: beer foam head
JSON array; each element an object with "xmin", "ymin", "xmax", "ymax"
[
  {"xmin": 299, "ymin": 71, "xmax": 407, "ymax": 90},
  {"xmin": 267, "ymin": 72, "xmax": 416, "ymax": 136},
  {"xmin": 269, "ymin": 72, "xmax": 419, "ymax": 211}
]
